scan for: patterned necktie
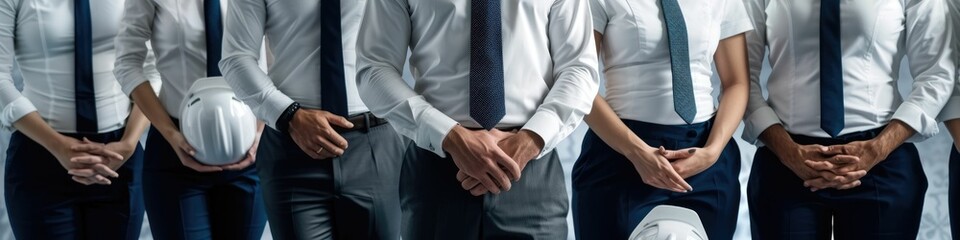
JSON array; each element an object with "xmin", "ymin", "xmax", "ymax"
[
  {"xmin": 660, "ymin": 0, "xmax": 696, "ymax": 124},
  {"xmin": 469, "ymin": 0, "xmax": 505, "ymax": 130},
  {"xmin": 204, "ymin": 0, "xmax": 223, "ymax": 77},
  {"xmin": 74, "ymin": 0, "xmax": 97, "ymax": 133},
  {"xmin": 820, "ymin": 0, "xmax": 844, "ymax": 137},
  {"xmin": 320, "ymin": 0, "xmax": 348, "ymax": 117}
]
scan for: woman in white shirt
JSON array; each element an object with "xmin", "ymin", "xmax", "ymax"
[
  {"xmin": 0, "ymin": 0, "xmax": 151, "ymax": 239},
  {"xmin": 114, "ymin": 0, "xmax": 267, "ymax": 239},
  {"xmin": 571, "ymin": 0, "xmax": 752, "ymax": 239}
]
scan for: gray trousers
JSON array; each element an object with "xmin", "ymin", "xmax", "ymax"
[
  {"xmin": 257, "ymin": 124, "xmax": 404, "ymax": 240},
  {"xmin": 400, "ymin": 143, "xmax": 569, "ymax": 239}
]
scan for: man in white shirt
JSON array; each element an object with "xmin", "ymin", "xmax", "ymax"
[
  {"xmin": 0, "ymin": 0, "xmax": 153, "ymax": 239},
  {"xmin": 219, "ymin": 0, "xmax": 404, "ymax": 239},
  {"xmin": 357, "ymin": 0, "xmax": 599, "ymax": 238},
  {"xmin": 742, "ymin": 0, "xmax": 956, "ymax": 238}
]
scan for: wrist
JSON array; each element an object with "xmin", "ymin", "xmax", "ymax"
[
  {"xmin": 276, "ymin": 102, "xmax": 301, "ymax": 134},
  {"xmin": 441, "ymin": 125, "xmax": 466, "ymax": 151},
  {"xmin": 518, "ymin": 130, "xmax": 544, "ymax": 154}
]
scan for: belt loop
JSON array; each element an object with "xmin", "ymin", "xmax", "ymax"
[{"xmin": 362, "ymin": 112, "xmax": 372, "ymax": 133}]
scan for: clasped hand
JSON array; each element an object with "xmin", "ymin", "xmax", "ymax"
[
  {"xmin": 56, "ymin": 136, "xmax": 134, "ymax": 186},
  {"xmin": 780, "ymin": 140, "xmax": 887, "ymax": 192},
  {"xmin": 445, "ymin": 126, "xmax": 543, "ymax": 196}
]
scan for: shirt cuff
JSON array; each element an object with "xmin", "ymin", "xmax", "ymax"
[
  {"xmin": 742, "ymin": 106, "xmax": 781, "ymax": 144},
  {"xmin": 415, "ymin": 108, "xmax": 459, "ymax": 158},
  {"xmin": 939, "ymin": 96, "xmax": 960, "ymax": 122},
  {"xmin": 892, "ymin": 101, "xmax": 939, "ymax": 141},
  {"xmin": 522, "ymin": 110, "xmax": 564, "ymax": 159},
  {"xmin": 0, "ymin": 96, "xmax": 38, "ymax": 129},
  {"xmin": 118, "ymin": 72, "xmax": 149, "ymax": 97},
  {"xmin": 260, "ymin": 92, "xmax": 296, "ymax": 131},
  {"xmin": 721, "ymin": 18, "xmax": 754, "ymax": 40}
]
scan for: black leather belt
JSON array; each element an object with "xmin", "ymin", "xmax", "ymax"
[{"xmin": 335, "ymin": 112, "xmax": 388, "ymax": 133}]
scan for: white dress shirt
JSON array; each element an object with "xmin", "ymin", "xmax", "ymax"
[
  {"xmin": 0, "ymin": 0, "xmax": 155, "ymax": 134},
  {"xmin": 940, "ymin": 0, "xmax": 960, "ymax": 122},
  {"xmin": 115, "ymin": 0, "xmax": 265, "ymax": 119},
  {"xmin": 356, "ymin": 0, "xmax": 600, "ymax": 158},
  {"xmin": 220, "ymin": 0, "xmax": 369, "ymax": 130},
  {"xmin": 592, "ymin": 0, "xmax": 753, "ymax": 125},
  {"xmin": 742, "ymin": 0, "xmax": 956, "ymax": 143}
]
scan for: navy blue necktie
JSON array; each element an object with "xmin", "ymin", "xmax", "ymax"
[
  {"xmin": 74, "ymin": 0, "xmax": 97, "ymax": 133},
  {"xmin": 820, "ymin": 0, "xmax": 844, "ymax": 137},
  {"xmin": 320, "ymin": 0, "xmax": 348, "ymax": 117},
  {"xmin": 204, "ymin": 0, "xmax": 223, "ymax": 77},
  {"xmin": 470, "ymin": 0, "xmax": 505, "ymax": 130},
  {"xmin": 660, "ymin": 0, "xmax": 696, "ymax": 124}
]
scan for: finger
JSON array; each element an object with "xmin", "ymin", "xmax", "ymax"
[
  {"xmin": 827, "ymin": 155, "xmax": 860, "ymax": 165},
  {"xmin": 93, "ymin": 174, "xmax": 113, "ymax": 185},
  {"xmin": 325, "ymin": 115, "xmax": 354, "ymax": 129},
  {"xmin": 68, "ymin": 169, "xmax": 97, "ymax": 178},
  {"xmin": 661, "ymin": 148, "xmax": 696, "ymax": 160},
  {"xmin": 179, "ymin": 141, "xmax": 197, "ymax": 157},
  {"xmin": 485, "ymin": 164, "xmax": 513, "ymax": 192},
  {"xmin": 804, "ymin": 178, "xmax": 838, "ymax": 191},
  {"xmin": 654, "ymin": 178, "xmax": 685, "ymax": 193},
  {"xmin": 319, "ymin": 128, "xmax": 349, "ymax": 151},
  {"xmin": 843, "ymin": 170, "xmax": 868, "ymax": 182},
  {"xmin": 457, "ymin": 171, "xmax": 469, "ymax": 182},
  {"xmin": 314, "ymin": 136, "xmax": 345, "ymax": 156},
  {"xmin": 461, "ymin": 177, "xmax": 481, "ymax": 191},
  {"xmin": 72, "ymin": 176, "xmax": 96, "ymax": 185},
  {"xmin": 804, "ymin": 160, "xmax": 835, "ymax": 171},
  {"xmin": 221, "ymin": 157, "xmax": 254, "ymax": 171},
  {"xmin": 296, "ymin": 141, "xmax": 324, "ymax": 159},
  {"xmin": 817, "ymin": 171, "xmax": 844, "ymax": 182},
  {"xmin": 91, "ymin": 164, "xmax": 119, "ymax": 178},
  {"xmin": 70, "ymin": 155, "xmax": 103, "ymax": 164},
  {"xmin": 469, "ymin": 185, "xmax": 488, "ymax": 196},
  {"xmin": 476, "ymin": 174, "xmax": 501, "ymax": 194},
  {"xmin": 835, "ymin": 180, "xmax": 863, "ymax": 190},
  {"xmin": 179, "ymin": 154, "xmax": 223, "ymax": 172},
  {"xmin": 492, "ymin": 149, "xmax": 521, "ymax": 181},
  {"xmin": 662, "ymin": 163, "xmax": 693, "ymax": 191},
  {"xmin": 71, "ymin": 142, "xmax": 104, "ymax": 152},
  {"xmin": 821, "ymin": 145, "xmax": 845, "ymax": 155}
]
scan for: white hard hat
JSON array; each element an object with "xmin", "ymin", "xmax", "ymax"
[
  {"xmin": 629, "ymin": 205, "xmax": 708, "ymax": 240},
  {"xmin": 179, "ymin": 77, "xmax": 257, "ymax": 166}
]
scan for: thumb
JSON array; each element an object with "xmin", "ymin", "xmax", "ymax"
[{"xmin": 327, "ymin": 115, "xmax": 354, "ymax": 128}]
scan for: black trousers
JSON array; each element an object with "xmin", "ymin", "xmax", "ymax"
[
  {"xmin": 949, "ymin": 146, "xmax": 959, "ymax": 240},
  {"xmin": 142, "ymin": 126, "xmax": 267, "ymax": 240},
  {"xmin": 257, "ymin": 124, "xmax": 404, "ymax": 240},
  {"xmin": 5, "ymin": 129, "xmax": 145, "ymax": 240},
  {"xmin": 748, "ymin": 128, "xmax": 927, "ymax": 240},
  {"xmin": 572, "ymin": 119, "xmax": 741, "ymax": 240}
]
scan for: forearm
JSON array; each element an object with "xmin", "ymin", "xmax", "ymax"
[
  {"xmin": 129, "ymin": 83, "xmax": 177, "ymax": 138},
  {"xmin": 758, "ymin": 124, "xmax": 798, "ymax": 158},
  {"xmin": 872, "ymin": 120, "xmax": 915, "ymax": 158},
  {"xmin": 12, "ymin": 112, "xmax": 67, "ymax": 150},
  {"xmin": 119, "ymin": 103, "xmax": 149, "ymax": 145},
  {"xmin": 583, "ymin": 95, "xmax": 650, "ymax": 156},
  {"xmin": 704, "ymin": 81, "xmax": 747, "ymax": 153},
  {"xmin": 947, "ymin": 119, "xmax": 960, "ymax": 149}
]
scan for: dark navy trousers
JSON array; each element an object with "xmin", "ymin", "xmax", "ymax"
[
  {"xmin": 572, "ymin": 119, "xmax": 741, "ymax": 240},
  {"xmin": 5, "ymin": 129, "xmax": 145, "ymax": 240},
  {"xmin": 949, "ymin": 146, "xmax": 959, "ymax": 240},
  {"xmin": 748, "ymin": 128, "xmax": 926, "ymax": 240},
  {"xmin": 142, "ymin": 126, "xmax": 267, "ymax": 240}
]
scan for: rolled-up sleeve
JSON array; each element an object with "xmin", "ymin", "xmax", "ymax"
[
  {"xmin": 894, "ymin": 0, "xmax": 956, "ymax": 141},
  {"xmin": 0, "ymin": 0, "xmax": 37, "ymax": 128},
  {"xmin": 114, "ymin": 0, "xmax": 156, "ymax": 96},
  {"xmin": 219, "ymin": 0, "xmax": 293, "ymax": 130},
  {"xmin": 356, "ymin": 0, "xmax": 459, "ymax": 157},
  {"xmin": 740, "ymin": 0, "xmax": 780, "ymax": 144},
  {"xmin": 522, "ymin": 0, "xmax": 600, "ymax": 158}
]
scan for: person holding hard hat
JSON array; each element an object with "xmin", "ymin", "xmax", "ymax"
[
  {"xmin": 114, "ymin": 0, "xmax": 267, "ymax": 239},
  {"xmin": 743, "ymin": 0, "xmax": 955, "ymax": 239},
  {"xmin": 0, "ymin": 0, "xmax": 152, "ymax": 239},
  {"xmin": 220, "ymin": 0, "xmax": 405, "ymax": 239},
  {"xmin": 571, "ymin": 0, "xmax": 751, "ymax": 239}
]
